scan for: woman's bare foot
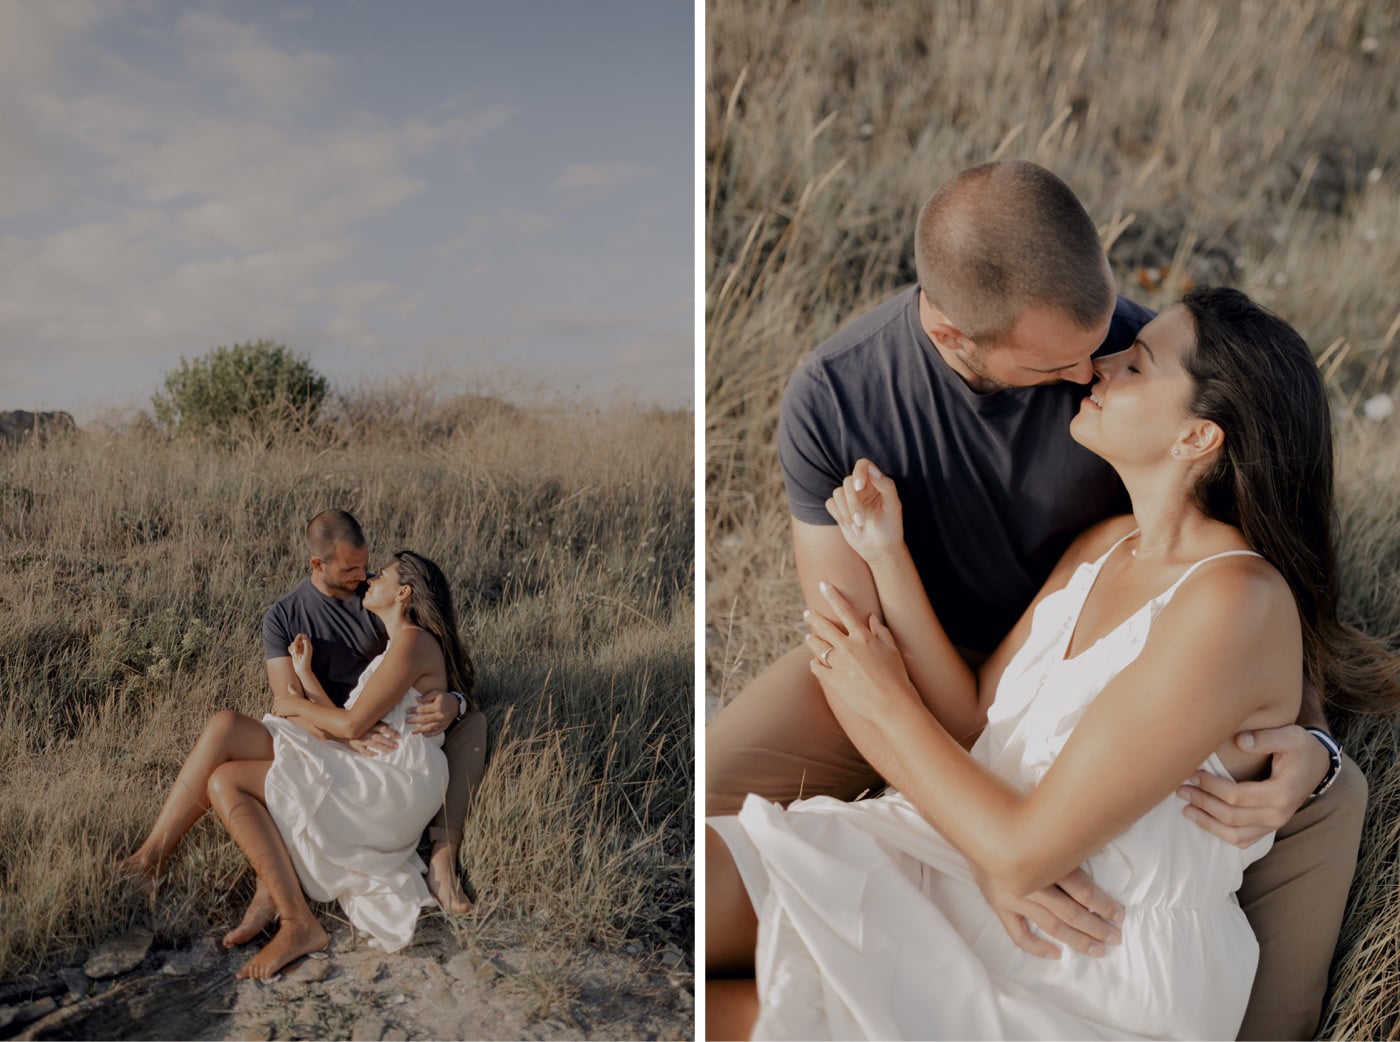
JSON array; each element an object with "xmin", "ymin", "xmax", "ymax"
[
  {"xmin": 223, "ymin": 887, "xmax": 278, "ymax": 947},
  {"xmin": 234, "ymin": 917, "xmax": 328, "ymax": 980},
  {"xmin": 426, "ymin": 843, "xmax": 474, "ymax": 915}
]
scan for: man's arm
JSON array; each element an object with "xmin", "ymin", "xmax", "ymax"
[
  {"xmin": 792, "ymin": 518, "xmax": 880, "ymax": 622},
  {"xmin": 795, "ymin": 516, "xmax": 981, "ymax": 734},
  {"xmin": 264, "ymin": 655, "xmax": 398, "ymax": 754},
  {"xmin": 265, "ymin": 656, "xmax": 335, "ymax": 741}
]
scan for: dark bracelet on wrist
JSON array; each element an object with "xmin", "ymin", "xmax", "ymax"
[{"xmin": 1304, "ymin": 727, "xmax": 1343, "ymax": 800}]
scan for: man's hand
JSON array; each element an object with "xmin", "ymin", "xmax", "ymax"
[
  {"xmin": 347, "ymin": 721, "xmax": 400, "ymax": 757},
  {"xmin": 972, "ymin": 862, "xmax": 1124, "ymax": 959},
  {"xmin": 406, "ymin": 690, "xmax": 456, "ymax": 738},
  {"xmin": 1175, "ymin": 723, "xmax": 1330, "ymax": 847}
]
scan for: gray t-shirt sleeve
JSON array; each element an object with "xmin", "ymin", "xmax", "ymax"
[
  {"xmin": 262, "ymin": 602, "xmax": 291, "ymax": 661},
  {"xmin": 778, "ymin": 362, "xmax": 844, "ymax": 525}
]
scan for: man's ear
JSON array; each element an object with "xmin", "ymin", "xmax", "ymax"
[
  {"xmin": 309, "ymin": 556, "xmax": 324, "ymax": 572},
  {"xmin": 924, "ymin": 311, "xmax": 976, "ymax": 355}
]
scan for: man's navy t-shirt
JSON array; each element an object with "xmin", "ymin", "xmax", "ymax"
[
  {"xmin": 262, "ymin": 578, "xmax": 388, "ymax": 707},
  {"xmin": 778, "ymin": 286, "xmax": 1154, "ymax": 655}
]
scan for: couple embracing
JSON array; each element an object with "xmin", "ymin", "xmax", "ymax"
[
  {"xmin": 707, "ymin": 161, "xmax": 1398, "ymax": 1040},
  {"xmin": 117, "ymin": 510, "xmax": 486, "ymax": 979}
]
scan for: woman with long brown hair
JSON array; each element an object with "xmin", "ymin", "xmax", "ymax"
[
  {"xmin": 118, "ymin": 550, "xmax": 475, "ymax": 979},
  {"xmin": 707, "ymin": 288, "xmax": 1398, "ymax": 1039}
]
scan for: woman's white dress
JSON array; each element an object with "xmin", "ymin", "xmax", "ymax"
[
  {"xmin": 262, "ymin": 653, "xmax": 449, "ymax": 952},
  {"xmin": 710, "ymin": 540, "xmax": 1272, "ymax": 1041}
]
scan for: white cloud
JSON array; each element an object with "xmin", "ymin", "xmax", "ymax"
[
  {"xmin": 551, "ymin": 161, "xmax": 656, "ymax": 194},
  {"xmin": 0, "ymin": 1, "xmax": 117, "ymax": 216},
  {"xmin": 0, "ymin": 1, "xmax": 111, "ymax": 87},
  {"xmin": 177, "ymin": 9, "xmax": 343, "ymax": 111}
]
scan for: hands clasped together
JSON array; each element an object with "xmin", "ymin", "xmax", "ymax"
[{"xmin": 801, "ymin": 459, "xmax": 1327, "ymax": 961}]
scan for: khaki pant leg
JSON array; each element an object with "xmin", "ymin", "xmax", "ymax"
[
  {"xmin": 1237, "ymin": 752, "xmax": 1367, "ymax": 1041},
  {"xmin": 706, "ymin": 645, "xmax": 883, "ymax": 817},
  {"xmin": 428, "ymin": 710, "xmax": 489, "ymax": 848}
]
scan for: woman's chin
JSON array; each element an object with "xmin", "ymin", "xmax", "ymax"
[{"xmin": 1069, "ymin": 412, "xmax": 1103, "ymax": 456}]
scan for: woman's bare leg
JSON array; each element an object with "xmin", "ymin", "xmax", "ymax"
[
  {"xmin": 706, "ymin": 826, "xmax": 758, "ymax": 975},
  {"xmin": 115, "ymin": 711, "xmax": 274, "ymax": 881},
  {"xmin": 707, "ymin": 827, "xmax": 761, "ymax": 1039},
  {"xmin": 206, "ymin": 761, "xmax": 328, "ymax": 979},
  {"xmin": 707, "ymin": 978, "xmax": 759, "ymax": 1041},
  {"xmin": 222, "ymin": 879, "xmax": 278, "ymax": 947}
]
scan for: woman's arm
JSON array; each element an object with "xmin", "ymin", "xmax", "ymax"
[
  {"xmin": 822, "ymin": 460, "xmax": 981, "ymax": 742},
  {"xmin": 809, "ymin": 557, "xmax": 1300, "ymax": 896},
  {"xmin": 274, "ymin": 630, "xmax": 436, "ymax": 741},
  {"xmin": 823, "ymin": 461, "xmax": 1131, "ymax": 744}
]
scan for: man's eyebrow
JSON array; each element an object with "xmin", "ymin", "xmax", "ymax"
[{"xmin": 1023, "ymin": 361, "xmax": 1084, "ymax": 373}]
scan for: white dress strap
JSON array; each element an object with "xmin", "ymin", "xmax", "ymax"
[{"xmin": 1158, "ymin": 549, "xmax": 1264, "ymax": 603}]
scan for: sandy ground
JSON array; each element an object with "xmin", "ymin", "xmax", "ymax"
[{"xmin": 1, "ymin": 915, "xmax": 693, "ymax": 1041}]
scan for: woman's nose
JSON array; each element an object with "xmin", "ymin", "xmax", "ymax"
[{"xmin": 1092, "ymin": 350, "xmax": 1125, "ymax": 380}]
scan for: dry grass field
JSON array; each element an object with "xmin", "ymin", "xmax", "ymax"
[
  {"xmin": 0, "ymin": 383, "xmax": 693, "ymax": 1027},
  {"xmin": 705, "ymin": 1, "xmax": 1400, "ymax": 1037}
]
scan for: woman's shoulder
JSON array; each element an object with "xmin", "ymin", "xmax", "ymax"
[
  {"xmin": 393, "ymin": 626, "xmax": 443, "ymax": 660},
  {"xmin": 1058, "ymin": 515, "xmax": 1138, "ymax": 571},
  {"xmin": 377, "ymin": 626, "xmax": 441, "ymax": 675},
  {"xmin": 1170, "ymin": 549, "xmax": 1297, "ymax": 629}
]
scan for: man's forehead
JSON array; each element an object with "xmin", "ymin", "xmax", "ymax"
[
  {"xmin": 1003, "ymin": 307, "xmax": 1113, "ymax": 369},
  {"xmin": 328, "ymin": 542, "xmax": 369, "ymax": 564}
]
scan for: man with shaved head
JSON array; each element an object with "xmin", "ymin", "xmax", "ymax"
[
  {"xmin": 707, "ymin": 161, "xmax": 1364, "ymax": 1040},
  {"xmin": 224, "ymin": 509, "xmax": 486, "ymax": 946}
]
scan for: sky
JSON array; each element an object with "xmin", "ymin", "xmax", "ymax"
[{"xmin": 0, "ymin": 1, "xmax": 695, "ymax": 421}]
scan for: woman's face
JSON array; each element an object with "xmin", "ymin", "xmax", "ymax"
[
  {"xmin": 1069, "ymin": 303, "xmax": 1200, "ymax": 467},
  {"xmin": 362, "ymin": 561, "xmax": 405, "ymax": 612}
]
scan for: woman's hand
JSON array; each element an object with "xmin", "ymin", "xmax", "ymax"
[
  {"xmin": 288, "ymin": 633, "xmax": 314, "ymax": 680},
  {"xmin": 805, "ymin": 580, "xmax": 920, "ymax": 728},
  {"xmin": 825, "ymin": 459, "xmax": 904, "ymax": 565},
  {"xmin": 272, "ymin": 683, "xmax": 307, "ymax": 719}
]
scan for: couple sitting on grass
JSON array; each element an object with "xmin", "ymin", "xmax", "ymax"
[
  {"xmin": 116, "ymin": 511, "xmax": 488, "ymax": 979},
  {"xmin": 706, "ymin": 162, "xmax": 1400, "ymax": 1040}
]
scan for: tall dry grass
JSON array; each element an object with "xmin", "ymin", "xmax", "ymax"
[
  {"xmin": 0, "ymin": 383, "xmax": 693, "ymax": 985},
  {"xmin": 705, "ymin": 1, "xmax": 1400, "ymax": 1036}
]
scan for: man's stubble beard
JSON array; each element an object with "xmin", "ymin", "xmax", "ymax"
[{"xmin": 959, "ymin": 342, "xmax": 1015, "ymax": 393}]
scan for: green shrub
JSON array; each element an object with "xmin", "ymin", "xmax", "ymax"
[{"xmin": 151, "ymin": 340, "xmax": 329, "ymax": 441}]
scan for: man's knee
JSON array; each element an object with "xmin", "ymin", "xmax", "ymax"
[
  {"xmin": 204, "ymin": 709, "xmax": 242, "ymax": 741},
  {"xmin": 707, "ymin": 646, "xmax": 875, "ymax": 813}
]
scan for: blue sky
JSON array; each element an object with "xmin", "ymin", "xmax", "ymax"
[{"xmin": 0, "ymin": 1, "xmax": 694, "ymax": 420}]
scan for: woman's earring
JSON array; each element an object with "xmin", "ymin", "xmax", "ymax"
[{"xmin": 1171, "ymin": 447, "xmax": 1181, "ymax": 458}]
